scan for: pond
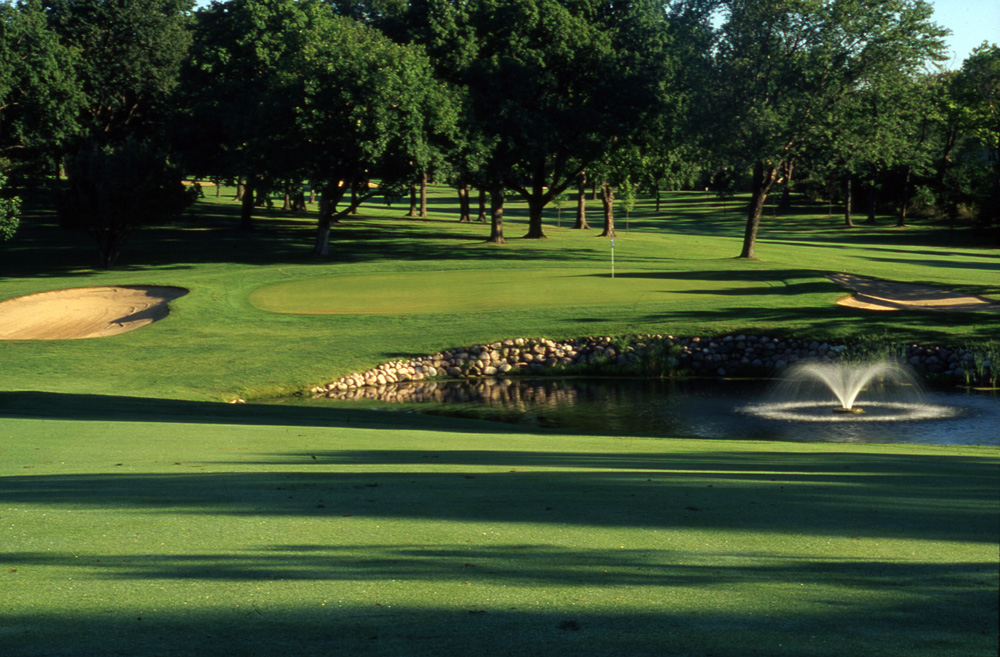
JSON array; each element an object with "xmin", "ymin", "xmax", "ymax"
[{"xmin": 296, "ymin": 377, "xmax": 1000, "ymax": 446}]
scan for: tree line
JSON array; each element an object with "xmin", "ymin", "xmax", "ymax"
[{"xmin": 1, "ymin": 0, "xmax": 997, "ymax": 266}]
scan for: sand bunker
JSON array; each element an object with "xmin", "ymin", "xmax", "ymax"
[
  {"xmin": 0, "ymin": 286, "xmax": 188, "ymax": 340},
  {"xmin": 827, "ymin": 273, "xmax": 1000, "ymax": 313}
]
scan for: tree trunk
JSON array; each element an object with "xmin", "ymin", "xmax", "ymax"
[
  {"xmin": 419, "ymin": 170, "xmax": 428, "ymax": 217},
  {"xmin": 235, "ymin": 177, "xmax": 244, "ymax": 201},
  {"xmin": 240, "ymin": 177, "xmax": 255, "ymax": 231},
  {"xmin": 739, "ymin": 161, "xmax": 777, "ymax": 259},
  {"xmin": 524, "ymin": 167, "xmax": 547, "ymax": 239},
  {"xmin": 314, "ymin": 214, "xmax": 332, "ymax": 257},
  {"xmin": 574, "ymin": 172, "xmax": 590, "ymax": 229},
  {"xmin": 936, "ymin": 126, "xmax": 959, "ymax": 190},
  {"xmin": 844, "ymin": 171, "xmax": 854, "ymax": 228},
  {"xmin": 96, "ymin": 230, "xmax": 122, "ymax": 269},
  {"xmin": 599, "ymin": 183, "xmax": 615, "ymax": 238},
  {"xmin": 898, "ymin": 166, "xmax": 911, "ymax": 227},
  {"xmin": 655, "ymin": 185, "xmax": 662, "ymax": 213},
  {"xmin": 477, "ymin": 187, "xmax": 487, "ymax": 222},
  {"xmin": 488, "ymin": 182, "xmax": 505, "ymax": 244},
  {"xmin": 865, "ymin": 181, "xmax": 878, "ymax": 225},
  {"xmin": 778, "ymin": 185, "xmax": 791, "ymax": 213},
  {"xmin": 408, "ymin": 182, "xmax": 418, "ymax": 217},
  {"xmin": 291, "ymin": 183, "xmax": 307, "ymax": 211},
  {"xmin": 313, "ymin": 182, "xmax": 347, "ymax": 256},
  {"xmin": 457, "ymin": 185, "xmax": 471, "ymax": 222},
  {"xmin": 525, "ymin": 198, "xmax": 546, "ymax": 238},
  {"xmin": 777, "ymin": 162, "xmax": 794, "ymax": 214}
]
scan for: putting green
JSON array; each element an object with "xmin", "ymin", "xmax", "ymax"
[{"xmin": 249, "ymin": 268, "xmax": 770, "ymax": 315}]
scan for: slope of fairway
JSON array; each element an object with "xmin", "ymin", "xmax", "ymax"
[
  {"xmin": 248, "ymin": 268, "xmax": 769, "ymax": 315},
  {"xmin": 1, "ymin": 395, "xmax": 997, "ymax": 657},
  {"xmin": 2, "ymin": 188, "xmax": 998, "ymax": 657}
]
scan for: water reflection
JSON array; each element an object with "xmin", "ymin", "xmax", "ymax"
[{"xmin": 307, "ymin": 378, "xmax": 999, "ymax": 446}]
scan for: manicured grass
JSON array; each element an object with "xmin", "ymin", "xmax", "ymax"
[
  {"xmin": 249, "ymin": 268, "xmax": 773, "ymax": 314},
  {"xmin": 1, "ymin": 188, "xmax": 998, "ymax": 400},
  {"xmin": 1, "ymin": 395, "xmax": 997, "ymax": 656},
  {"xmin": 1, "ymin": 187, "xmax": 998, "ymax": 656}
]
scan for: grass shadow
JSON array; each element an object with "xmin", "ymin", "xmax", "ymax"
[{"xmin": 0, "ymin": 391, "xmax": 520, "ymax": 435}]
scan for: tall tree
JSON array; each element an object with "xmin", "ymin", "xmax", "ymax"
[
  {"xmin": 704, "ymin": 0, "xmax": 948, "ymax": 258},
  {"xmin": 186, "ymin": 0, "xmax": 452, "ymax": 247},
  {"xmin": 43, "ymin": 0, "xmax": 194, "ymax": 142},
  {"xmin": 184, "ymin": 0, "xmax": 310, "ymax": 230},
  {"xmin": 293, "ymin": 8, "xmax": 454, "ymax": 255},
  {"xmin": 813, "ymin": 68, "xmax": 942, "ymax": 228},
  {"xmin": 0, "ymin": 0, "xmax": 83, "ymax": 175},
  {"xmin": 944, "ymin": 43, "xmax": 1000, "ymax": 235},
  {"xmin": 455, "ymin": 0, "xmax": 675, "ymax": 241}
]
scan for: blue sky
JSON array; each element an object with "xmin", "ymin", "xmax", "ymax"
[{"xmin": 929, "ymin": 0, "xmax": 998, "ymax": 68}]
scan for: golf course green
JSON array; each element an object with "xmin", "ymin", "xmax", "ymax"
[
  {"xmin": 248, "ymin": 268, "xmax": 774, "ymax": 315},
  {"xmin": 1, "ymin": 188, "xmax": 997, "ymax": 656}
]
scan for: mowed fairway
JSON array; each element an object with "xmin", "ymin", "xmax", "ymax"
[
  {"xmin": 1, "ymin": 397, "xmax": 997, "ymax": 657},
  {"xmin": 1, "ymin": 188, "xmax": 998, "ymax": 657},
  {"xmin": 249, "ymin": 268, "xmax": 768, "ymax": 314}
]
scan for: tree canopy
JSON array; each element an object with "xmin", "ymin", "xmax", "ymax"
[
  {"xmin": 42, "ymin": 0, "xmax": 194, "ymax": 141},
  {"xmin": 0, "ymin": 0, "xmax": 83, "ymax": 172},
  {"xmin": 2, "ymin": 0, "xmax": 997, "ymax": 263},
  {"xmin": 703, "ymin": 0, "xmax": 949, "ymax": 257},
  {"xmin": 0, "ymin": 171, "xmax": 20, "ymax": 241}
]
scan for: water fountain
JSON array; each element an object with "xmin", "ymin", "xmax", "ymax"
[
  {"xmin": 291, "ymin": 367, "xmax": 996, "ymax": 443},
  {"xmin": 744, "ymin": 360, "xmax": 959, "ymax": 422}
]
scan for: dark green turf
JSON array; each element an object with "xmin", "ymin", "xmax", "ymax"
[
  {"xmin": 1, "ymin": 188, "xmax": 997, "ymax": 657},
  {"xmin": 1, "ymin": 395, "xmax": 997, "ymax": 657}
]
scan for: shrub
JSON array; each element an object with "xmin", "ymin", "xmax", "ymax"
[{"xmin": 58, "ymin": 137, "xmax": 196, "ymax": 267}]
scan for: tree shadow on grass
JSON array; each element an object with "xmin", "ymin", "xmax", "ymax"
[
  {"xmin": 5, "ymin": 544, "xmax": 994, "ymax": 590},
  {"xmin": 579, "ymin": 267, "xmax": 826, "ymax": 282},
  {"xmin": 1, "ymin": 438, "xmax": 997, "ymax": 543},
  {"xmin": 0, "ymin": 203, "xmax": 596, "ymax": 282},
  {"xmin": 3, "ymin": 396, "xmax": 996, "ymax": 656},
  {"xmin": 0, "ymin": 391, "xmax": 520, "ymax": 435},
  {"xmin": 2, "ymin": 448, "xmax": 997, "ymax": 654},
  {"xmin": 862, "ymin": 254, "xmax": 1000, "ymax": 280},
  {"xmin": 629, "ymin": 304, "xmax": 1000, "ymax": 343},
  {"xmin": 1, "ymin": 592, "xmax": 994, "ymax": 657},
  {"xmin": 767, "ymin": 239, "xmax": 1000, "ymax": 261}
]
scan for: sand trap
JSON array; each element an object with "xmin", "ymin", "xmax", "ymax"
[
  {"xmin": 0, "ymin": 286, "xmax": 188, "ymax": 340},
  {"xmin": 827, "ymin": 273, "xmax": 1000, "ymax": 313}
]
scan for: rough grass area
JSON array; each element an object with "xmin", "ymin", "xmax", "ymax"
[{"xmin": 1, "ymin": 395, "xmax": 997, "ymax": 657}]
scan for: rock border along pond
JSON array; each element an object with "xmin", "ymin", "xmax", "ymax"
[{"xmin": 310, "ymin": 334, "xmax": 998, "ymax": 398}]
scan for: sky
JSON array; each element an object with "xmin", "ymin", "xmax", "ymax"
[{"xmin": 928, "ymin": 0, "xmax": 999, "ymax": 69}]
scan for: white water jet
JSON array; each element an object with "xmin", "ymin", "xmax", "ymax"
[
  {"xmin": 785, "ymin": 361, "xmax": 911, "ymax": 411},
  {"xmin": 744, "ymin": 360, "xmax": 958, "ymax": 422}
]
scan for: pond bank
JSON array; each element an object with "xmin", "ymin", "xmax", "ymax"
[{"xmin": 310, "ymin": 334, "xmax": 998, "ymax": 397}]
